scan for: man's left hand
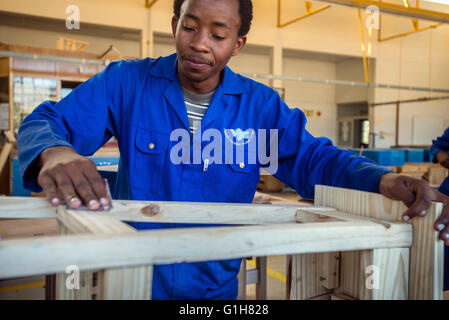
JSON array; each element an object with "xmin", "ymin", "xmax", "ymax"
[{"xmin": 379, "ymin": 172, "xmax": 449, "ymax": 245}]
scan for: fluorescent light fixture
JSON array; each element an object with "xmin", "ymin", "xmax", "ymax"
[{"xmin": 423, "ymin": 0, "xmax": 449, "ymax": 5}]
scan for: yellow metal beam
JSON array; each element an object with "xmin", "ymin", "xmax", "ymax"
[
  {"xmin": 378, "ymin": 0, "xmax": 442, "ymax": 42},
  {"xmin": 357, "ymin": 5, "xmax": 370, "ymax": 83},
  {"xmin": 278, "ymin": 0, "xmax": 331, "ymax": 28},
  {"xmin": 402, "ymin": 0, "xmax": 419, "ymax": 29},
  {"xmin": 379, "ymin": 22, "xmax": 442, "ymax": 41},
  {"xmin": 145, "ymin": 0, "xmax": 158, "ymax": 9},
  {"xmin": 320, "ymin": 0, "xmax": 449, "ymax": 23}
]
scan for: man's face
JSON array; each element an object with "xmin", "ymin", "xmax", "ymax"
[{"xmin": 172, "ymin": 0, "xmax": 246, "ymax": 90}]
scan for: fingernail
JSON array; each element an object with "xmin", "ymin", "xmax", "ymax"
[
  {"xmin": 100, "ymin": 197, "xmax": 108, "ymax": 205},
  {"xmin": 420, "ymin": 210, "xmax": 426, "ymax": 216},
  {"xmin": 70, "ymin": 197, "xmax": 81, "ymax": 206},
  {"xmin": 444, "ymin": 233, "xmax": 449, "ymax": 239},
  {"xmin": 89, "ymin": 200, "xmax": 100, "ymax": 209},
  {"xmin": 51, "ymin": 198, "xmax": 60, "ymax": 206},
  {"xmin": 437, "ymin": 224, "xmax": 445, "ymax": 231},
  {"xmin": 403, "ymin": 215, "xmax": 410, "ymax": 221}
]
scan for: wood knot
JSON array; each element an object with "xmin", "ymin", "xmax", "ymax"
[{"xmin": 141, "ymin": 204, "xmax": 161, "ymax": 217}]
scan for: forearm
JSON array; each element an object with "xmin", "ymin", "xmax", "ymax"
[{"xmin": 18, "ymin": 109, "xmax": 75, "ymax": 192}]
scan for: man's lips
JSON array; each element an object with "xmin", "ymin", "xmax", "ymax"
[{"xmin": 183, "ymin": 56, "xmax": 212, "ymax": 69}]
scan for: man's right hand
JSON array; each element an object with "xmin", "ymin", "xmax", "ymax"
[
  {"xmin": 37, "ymin": 146, "xmax": 109, "ymax": 210},
  {"xmin": 436, "ymin": 151, "xmax": 449, "ymax": 169}
]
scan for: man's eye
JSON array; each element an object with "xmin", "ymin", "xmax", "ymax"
[
  {"xmin": 213, "ymin": 35, "xmax": 225, "ymax": 40},
  {"xmin": 183, "ymin": 26, "xmax": 195, "ymax": 31}
]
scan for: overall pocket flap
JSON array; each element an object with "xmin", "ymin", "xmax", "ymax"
[
  {"xmin": 228, "ymin": 162, "xmax": 252, "ymax": 174},
  {"xmin": 135, "ymin": 129, "xmax": 169, "ymax": 155}
]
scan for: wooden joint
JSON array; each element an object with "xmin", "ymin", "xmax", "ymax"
[{"xmin": 295, "ymin": 209, "xmax": 341, "ymax": 223}]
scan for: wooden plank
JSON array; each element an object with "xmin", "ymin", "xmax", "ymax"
[
  {"xmin": 0, "ymin": 196, "xmax": 337, "ymax": 224},
  {"xmin": 3, "ymin": 131, "xmax": 16, "ymax": 145},
  {"xmin": 427, "ymin": 166, "xmax": 448, "ymax": 187},
  {"xmin": 331, "ymin": 293, "xmax": 355, "ymax": 300},
  {"xmin": 372, "ymin": 248, "xmax": 409, "ymax": 300},
  {"xmin": 237, "ymin": 259, "xmax": 247, "ymax": 300},
  {"xmin": 332, "ymin": 247, "xmax": 409, "ymax": 300},
  {"xmin": 0, "ymin": 197, "xmax": 58, "ymax": 219},
  {"xmin": 0, "ymin": 142, "xmax": 12, "ymax": 175},
  {"xmin": 295, "ymin": 210, "xmax": 341, "ymax": 223},
  {"xmin": 0, "ymin": 219, "xmax": 58, "ymax": 239},
  {"xmin": 0, "ymin": 57, "xmax": 10, "ymax": 77},
  {"xmin": 319, "ymin": 252, "xmax": 340, "ymax": 290},
  {"xmin": 55, "ymin": 207, "xmax": 152, "ymax": 300},
  {"xmin": 255, "ymin": 257, "xmax": 267, "ymax": 300},
  {"xmin": 289, "ymin": 253, "xmax": 334, "ymax": 299},
  {"xmin": 398, "ymin": 163, "xmax": 430, "ymax": 174},
  {"xmin": 0, "ymin": 219, "xmax": 412, "ymax": 281},
  {"xmin": 314, "ymin": 185, "xmax": 443, "ymax": 300},
  {"xmin": 306, "ymin": 292, "xmax": 333, "ymax": 300},
  {"xmin": 285, "ymin": 255, "xmax": 292, "ymax": 299},
  {"xmin": 8, "ymin": 60, "xmax": 13, "ymax": 131}
]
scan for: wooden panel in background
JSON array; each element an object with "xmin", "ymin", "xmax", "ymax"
[
  {"xmin": 0, "ymin": 58, "xmax": 10, "ymax": 77},
  {"xmin": 288, "ymin": 252, "xmax": 334, "ymax": 299},
  {"xmin": 314, "ymin": 185, "xmax": 443, "ymax": 300},
  {"xmin": 55, "ymin": 207, "xmax": 152, "ymax": 300}
]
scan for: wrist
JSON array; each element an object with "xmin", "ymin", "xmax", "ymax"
[
  {"xmin": 436, "ymin": 151, "xmax": 449, "ymax": 164},
  {"xmin": 379, "ymin": 172, "xmax": 396, "ymax": 193},
  {"xmin": 39, "ymin": 146, "xmax": 76, "ymax": 167}
]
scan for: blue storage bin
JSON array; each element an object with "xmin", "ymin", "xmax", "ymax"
[
  {"xmin": 347, "ymin": 149, "xmax": 405, "ymax": 166},
  {"xmin": 88, "ymin": 156, "xmax": 120, "ymax": 167},
  {"xmin": 361, "ymin": 150, "xmax": 392, "ymax": 166},
  {"xmin": 389, "ymin": 149, "xmax": 405, "ymax": 166},
  {"xmin": 405, "ymin": 149, "xmax": 424, "ymax": 163},
  {"xmin": 423, "ymin": 148, "xmax": 432, "ymax": 162}
]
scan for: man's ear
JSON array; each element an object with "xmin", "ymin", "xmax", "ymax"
[
  {"xmin": 172, "ymin": 15, "xmax": 179, "ymax": 38},
  {"xmin": 232, "ymin": 36, "xmax": 247, "ymax": 57}
]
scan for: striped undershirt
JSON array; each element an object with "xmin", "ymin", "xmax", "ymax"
[{"xmin": 182, "ymin": 87, "xmax": 215, "ymax": 137}]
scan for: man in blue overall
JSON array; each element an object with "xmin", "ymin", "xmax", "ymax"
[
  {"xmin": 431, "ymin": 127, "xmax": 449, "ymax": 291},
  {"xmin": 17, "ymin": 0, "xmax": 449, "ymax": 299}
]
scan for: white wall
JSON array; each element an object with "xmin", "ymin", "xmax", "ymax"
[
  {"xmin": 283, "ymin": 56, "xmax": 338, "ymax": 142},
  {"xmin": 336, "ymin": 58, "xmax": 371, "ymax": 104},
  {"xmin": 373, "ymin": 13, "xmax": 449, "ymax": 147},
  {"xmin": 227, "ymin": 46, "xmax": 271, "ymax": 87},
  {"xmin": 1, "ymin": 0, "xmax": 448, "ymax": 146},
  {"xmin": 153, "ymin": 34, "xmax": 176, "ymax": 58}
]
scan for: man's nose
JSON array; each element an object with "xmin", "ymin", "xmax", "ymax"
[{"xmin": 190, "ymin": 30, "xmax": 210, "ymax": 53}]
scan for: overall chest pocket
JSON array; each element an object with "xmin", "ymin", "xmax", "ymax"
[
  {"xmin": 133, "ymin": 129, "xmax": 169, "ymax": 193},
  {"xmin": 203, "ymin": 154, "xmax": 258, "ymax": 203}
]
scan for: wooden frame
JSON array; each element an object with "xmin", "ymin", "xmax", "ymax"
[
  {"xmin": 288, "ymin": 185, "xmax": 443, "ymax": 300},
  {"xmin": 0, "ymin": 185, "xmax": 443, "ymax": 300}
]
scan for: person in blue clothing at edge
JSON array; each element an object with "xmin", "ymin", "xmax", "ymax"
[
  {"xmin": 17, "ymin": 0, "xmax": 449, "ymax": 300},
  {"xmin": 431, "ymin": 127, "xmax": 449, "ymax": 291}
]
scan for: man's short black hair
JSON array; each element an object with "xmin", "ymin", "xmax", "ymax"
[{"xmin": 173, "ymin": 0, "xmax": 253, "ymax": 37}]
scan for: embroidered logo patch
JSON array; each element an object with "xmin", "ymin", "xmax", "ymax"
[{"xmin": 225, "ymin": 128, "xmax": 255, "ymax": 145}]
